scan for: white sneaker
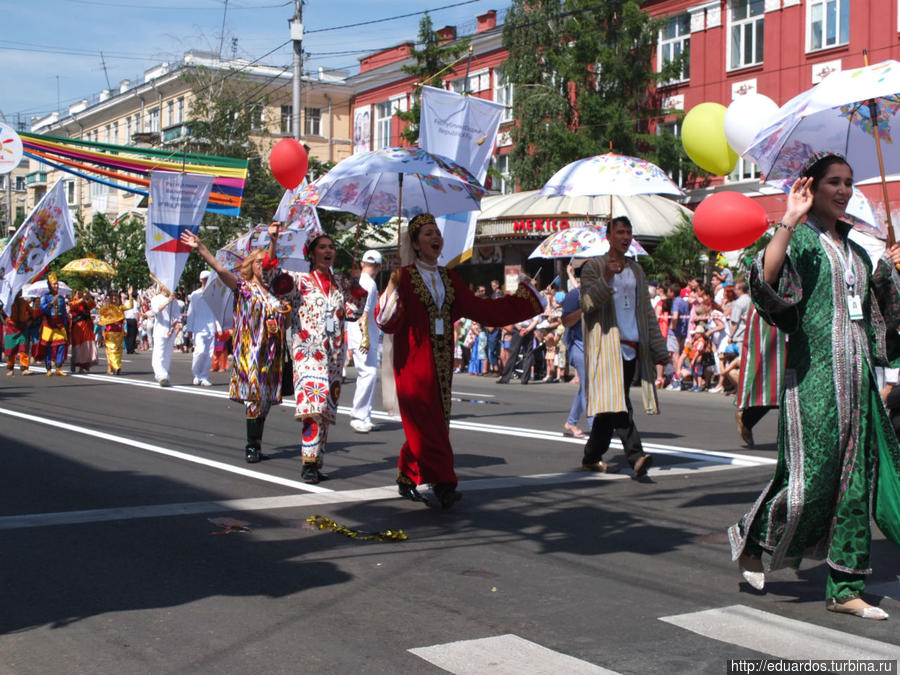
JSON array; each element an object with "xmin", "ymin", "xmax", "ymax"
[
  {"xmin": 350, "ymin": 419, "xmax": 372, "ymax": 433},
  {"xmin": 192, "ymin": 377, "xmax": 200, "ymax": 385},
  {"xmin": 199, "ymin": 379, "xmax": 212, "ymax": 387}
]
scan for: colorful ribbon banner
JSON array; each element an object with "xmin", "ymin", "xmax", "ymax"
[{"xmin": 20, "ymin": 131, "xmax": 248, "ymax": 217}]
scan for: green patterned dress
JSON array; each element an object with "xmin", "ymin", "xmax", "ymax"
[{"xmin": 728, "ymin": 215, "xmax": 900, "ymax": 597}]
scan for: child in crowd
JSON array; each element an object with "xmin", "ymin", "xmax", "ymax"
[
  {"xmin": 682, "ymin": 323, "xmax": 708, "ymax": 392},
  {"xmin": 212, "ymin": 328, "xmax": 232, "ymax": 372}
]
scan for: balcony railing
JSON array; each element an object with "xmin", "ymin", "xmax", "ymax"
[{"xmin": 25, "ymin": 172, "xmax": 48, "ymax": 186}]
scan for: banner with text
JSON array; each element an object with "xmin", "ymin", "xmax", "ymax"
[
  {"xmin": 146, "ymin": 170, "xmax": 214, "ymax": 292},
  {"xmin": 0, "ymin": 179, "xmax": 75, "ymax": 309},
  {"xmin": 419, "ymin": 85, "xmax": 505, "ymax": 266}
]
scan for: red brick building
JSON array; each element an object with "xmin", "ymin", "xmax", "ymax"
[{"xmin": 348, "ymin": 2, "xmax": 900, "ymax": 268}]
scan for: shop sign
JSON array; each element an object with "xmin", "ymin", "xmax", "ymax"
[{"xmin": 512, "ymin": 218, "xmax": 570, "ymax": 233}]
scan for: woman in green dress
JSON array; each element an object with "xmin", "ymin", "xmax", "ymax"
[{"xmin": 729, "ymin": 152, "xmax": 900, "ymax": 621}]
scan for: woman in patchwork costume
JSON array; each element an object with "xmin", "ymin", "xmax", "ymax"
[{"xmin": 181, "ymin": 227, "xmax": 290, "ymax": 464}]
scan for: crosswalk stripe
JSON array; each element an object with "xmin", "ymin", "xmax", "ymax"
[
  {"xmin": 659, "ymin": 604, "xmax": 900, "ymax": 660},
  {"xmin": 409, "ymin": 634, "xmax": 620, "ymax": 674}
]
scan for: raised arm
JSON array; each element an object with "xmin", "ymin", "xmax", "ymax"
[
  {"xmin": 763, "ymin": 177, "xmax": 812, "ymax": 286},
  {"xmin": 180, "ymin": 231, "xmax": 239, "ymax": 291}
]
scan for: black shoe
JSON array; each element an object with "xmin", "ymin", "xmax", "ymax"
[
  {"xmin": 397, "ymin": 473, "xmax": 427, "ymax": 503},
  {"xmin": 302, "ymin": 463, "xmax": 326, "ymax": 484},
  {"xmin": 433, "ymin": 482, "xmax": 462, "ymax": 509},
  {"xmin": 245, "ymin": 444, "xmax": 261, "ymax": 464},
  {"xmin": 632, "ymin": 453, "xmax": 653, "ymax": 478}
]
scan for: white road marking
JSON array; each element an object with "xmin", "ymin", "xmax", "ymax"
[
  {"xmin": 659, "ymin": 604, "xmax": 900, "ymax": 660},
  {"xmin": 0, "ymin": 407, "xmax": 331, "ymax": 494},
  {"xmin": 451, "ymin": 390, "xmax": 496, "ymax": 398},
  {"xmin": 409, "ymin": 634, "xmax": 619, "ymax": 674},
  {"xmin": 0, "ymin": 460, "xmax": 738, "ymax": 530},
  {"xmin": 31, "ymin": 370, "xmax": 775, "ymax": 467}
]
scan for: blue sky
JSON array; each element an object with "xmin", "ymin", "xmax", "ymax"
[{"xmin": 3, "ymin": 0, "xmax": 503, "ymax": 128}]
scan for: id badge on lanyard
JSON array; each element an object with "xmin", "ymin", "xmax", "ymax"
[
  {"xmin": 324, "ymin": 304, "xmax": 336, "ymax": 334},
  {"xmin": 434, "ymin": 318, "xmax": 444, "ymax": 335}
]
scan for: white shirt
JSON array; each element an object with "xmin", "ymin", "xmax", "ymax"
[
  {"xmin": 611, "ymin": 266, "xmax": 639, "ymax": 360},
  {"xmin": 415, "ymin": 260, "xmax": 445, "ymax": 309},
  {"xmin": 347, "ymin": 271, "xmax": 379, "ymax": 350},
  {"xmin": 185, "ymin": 288, "xmax": 217, "ymax": 334},
  {"xmin": 150, "ymin": 294, "xmax": 182, "ymax": 333}
]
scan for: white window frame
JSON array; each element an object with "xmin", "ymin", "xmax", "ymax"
[
  {"xmin": 373, "ymin": 95, "xmax": 407, "ymax": 149},
  {"xmin": 112, "ymin": 121, "xmax": 118, "ymax": 144},
  {"xmin": 492, "ymin": 153, "xmax": 512, "ymax": 195},
  {"xmin": 125, "ymin": 116, "xmax": 132, "ymax": 144},
  {"xmin": 65, "ymin": 179, "xmax": 76, "ymax": 205},
  {"xmin": 176, "ymin": 97, "xmax": 185, "ymax": 124},
  {"xmin": 104, "ymin": 124, "xmax": 112, "ymax": 144},
  {"xmin": 806, "ymin": 0, "xmax": 849, "ymax": 52},
  {"xmin": 658, "ymin": 14, "xmax": 691, "ymax": 85},
  {"xmin": 728, "ymin": 0, "xmax": 765, "ymax": 71},
  {"xmin": 304, "ymin": 107, "xmax": 321, "ymax": 136},
  {"xmin": 449, "ymin": 68, "xmax": 490, "ymax": 94},
  {"xmin": 493, "ymin": 67, "xmax": 514, "ymax": 124},
  {"xmin": 147, "ymin": 107, "xmax": 160, "ymax": 133},
  {"xmin": 727, "ymin": 155, "xmax": 761, "ymax": 183},
  {"xmin": 280, "ymin": 105, "xmax": 293, "ymax": 135},
  {"xmin": 374, "ymin": 100, "xmax": 393, "ymax": 150}
]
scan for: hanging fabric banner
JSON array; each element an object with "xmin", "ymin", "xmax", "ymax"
[
  {"xmin": 0, "ymin": 179, "xmax": 76, "ymax": 309},
  {"xmin": 419, "ymin": 85, "xmax": 505, "ymax": 267},
  {"xmin": 146, "ymin": 170, "xmax": 214, "ymax": 292}
]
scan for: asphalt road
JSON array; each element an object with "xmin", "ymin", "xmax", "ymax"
[{"xmin": 1, "ymin": 349, "xmax": 898, "ymax": 674}]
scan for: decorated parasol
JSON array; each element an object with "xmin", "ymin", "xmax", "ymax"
[{"xmin": 60, "ymin": 257, "xmax": 116, "ymax": 278}]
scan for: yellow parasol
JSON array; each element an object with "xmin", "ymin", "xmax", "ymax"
[{"xmin": 60, "ymin": 257, "xmax": 117, "ymax": 278}]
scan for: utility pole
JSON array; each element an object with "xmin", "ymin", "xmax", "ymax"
[{"xmin": 290, "ymin": 0, "xmax": 303, "ymax": 141}]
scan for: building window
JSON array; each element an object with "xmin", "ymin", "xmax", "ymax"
[
  {"xmin": 15, "ymin": 176, "xmax": 25, "ymax": 191},
  {"xmin": 112, "ymin": 121, "xmax": 118, "ymax": 144},
  {"xmin": 166, "ymin": 100, "xmax": 174, "ymax": 127},
  {"xmin": 65, "ymin": 180, "xmax": 76, "ymax": 205},
  {"xmin": 728, "ymin": 0, "xmax": 765, "ymax": 70},
  {"xmin": 304, "ymin": 107, "xmax": 321, "ymax": 136},
  {"xmin": 493, "ymin": 67, "xmax": 514, "ymax": 124},
  {"xmin": 147, "ymin": 107, "xmax": 160, "ymax": 132},
  {"xmin": 125, "ymin": 117, "xmax": 132, "ymax": 143},
  {"xmin": 373, "ymin": 96, "xmax": 407, "ymax": 149},
  {"xmin": 658, "ymin": 14, "xmax": 691, "ymax": 84},
  {"xmin": 727, "ymin": 155, "xmax": 761, "ymax": 183},
  {"xmin": 133, "ymin": 114, "xmax": 140, "ymax": 136},
  {"xmin": 492, "ymin": 153, "xmax": 512, "ymax": 195},
  {"xmin": 374, "ymin": 101, "xmax": 393, "ymax": 149},
  {"xmin": 807, "ymin": 0, "xmax": 849, "ymax": 52},
  {"xmin": 449, "ymin": 69, "xmax": 490, "ymax": 94},
  {"xmin": 105, "ymin": 124, "xmax": 112, "ymax": 144},
  {"xmin": 176, "ymin": 97, "xmax": 185, "ymax": 124},
  {"xmin": 280, "ymin": 105, "xmax": 293, "ymax": 135}
]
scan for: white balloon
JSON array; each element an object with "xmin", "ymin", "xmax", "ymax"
[{"xmin": 724, "ymin": 94, "xmax": 779, "ymax": 155}]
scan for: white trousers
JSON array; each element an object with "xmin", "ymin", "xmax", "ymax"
[
  {"xmin": 350, "ymin": 348, "xmax": 378, "ymax": 423},
  {"xmin": 151, "ymin": 328, "xmax": 176, "ymax": 381},
  {"xmin": 191, "ymin": 330, "xmax": 214, "ymax": 381}
]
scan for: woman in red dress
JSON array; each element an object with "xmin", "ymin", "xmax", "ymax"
[
  {"xmin": 69, "ymin": 290, "xmax": 98, "ymax": 373},
  {"xmin": 377, "ymin": 213, "xmax": 545, "ymax": 508}
]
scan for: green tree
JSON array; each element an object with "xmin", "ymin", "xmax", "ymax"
[
  {"xmin": 52, "ymin": 213, "xmax": 150, "ymax": 293},
  {"xmin": 638, "ymin": 215, "xmax": 713, "ymax": 284},
  {"xmin": 501, "ymin": 0, "xmax": 698, "ymax": 190},
  {"xmin": 397, "ymin": 13, "xmax": 470, "ymax": 144}
]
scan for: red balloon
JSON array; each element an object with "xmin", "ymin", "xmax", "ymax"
[
  {"xmin": 693, "ymin": 191, "xmax": 770, "ymax": 252},
  {"xmin": 269, "ymin": 138, "xmax": 309, "ymax": 189}
]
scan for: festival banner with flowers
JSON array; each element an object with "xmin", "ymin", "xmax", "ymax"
[{"xmin": 0, "ymin": 179, "xmax": 76, "ymax": 309}]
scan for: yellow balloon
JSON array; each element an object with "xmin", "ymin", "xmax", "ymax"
[{"xmin": 682, "ymin": 102, "xmax": 739, "ymax": 175}]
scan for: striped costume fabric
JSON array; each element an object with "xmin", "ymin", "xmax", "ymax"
[
  {"xmin": 736, "ymin": 305, "xmax": 787, "ymax": 410},
  {"xmin": 580, "ymin": 257, "xmax": 669, "ymax": 416}
]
